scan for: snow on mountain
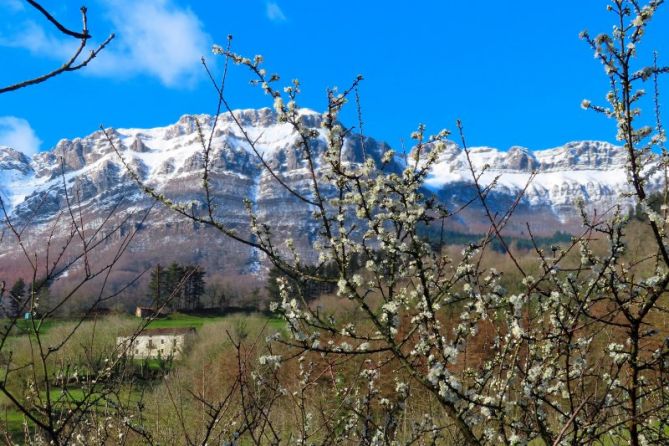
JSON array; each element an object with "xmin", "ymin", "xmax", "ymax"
[
  {"xmin": 0, "ymin": 109, "xmax": 312, "ymax": 215},
  {"xmin": 423, "ymin": 140, "xmax": 638, "ymax": 211},
  {"xmin": 0, "ymin": 146, "xmax": 35, "ymax": 211},
  {"xmin": 0, "ymin": 109, "xmax": 652, "ymax": 224},
  {"xmin": 0, "ymin": 108, "xmax": 659, "ymax": 281}
]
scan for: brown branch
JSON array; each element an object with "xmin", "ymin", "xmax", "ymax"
[
  {"xmin": 25, "ymin": 1, "xmax": 90, "ymax": 39},
  {"xmin": 0, "ymin": 3, "xmax": 114, "ymax": 94}
]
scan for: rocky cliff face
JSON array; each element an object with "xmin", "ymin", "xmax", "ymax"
[
  {"xmin": 0, "ymin": 108, "xmax": 657, "ymax": 284},
  {"xmin": 424, "ymin": 139, "xmax": 650, "ymax": 224},
  {"xmin": 0, "ymin": 109, "xmax": 391, "ymax": 284}
]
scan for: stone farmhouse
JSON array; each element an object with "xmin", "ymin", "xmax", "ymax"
[
  {"xmin": 134, "ymin": 306, "xmax": 167, "ymax": 319},
  {"xmin": 117, "ymin": 327, "xmax": 195, "ymax": 359}
]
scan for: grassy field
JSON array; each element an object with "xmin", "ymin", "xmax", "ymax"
[
  {"xmin": 0, "ymin": 387, "xmax": 145, "ymax": 442},
  {"xmin": 0, "ymin": 311, "xmax": 285, "ymax": 441},
  {"xmin": 2, "ymin": 311, "xmax": 657, "ymax": 444},
  {"xmin": 146, "ymin": 311, "xmax": 285, "ymax": 331},
  {"xmin": 11, "ymin": 318, "xmax": 68, "ymax": 335},
  {"xmin": 5, "ymin": 310, "xmax": 285, "ymax": 334},
  {"xmin": 0, "ymin": 408, "xmax": 26, "ymax": 440}
]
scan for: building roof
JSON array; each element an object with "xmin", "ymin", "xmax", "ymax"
[
  {"xmin": 136, "ymin": 306, "xmax": 166, "ymax": 313},
  {"xmin": 139, "ymin": 327, "xmax": 196, "ymax": 336}
]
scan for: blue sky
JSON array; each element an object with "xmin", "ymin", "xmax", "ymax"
[{"xmin": 0, "ymin": 0, "xmax": 668, "ymax": 156}]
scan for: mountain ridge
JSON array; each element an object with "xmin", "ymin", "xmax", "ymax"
[
  {"xmin": 0, "ymin": 109, "xmax": 635, "ymax": 217},
  {"xmin": 0, "ymin": 108, "xmax": 657, "ymax": 289}
]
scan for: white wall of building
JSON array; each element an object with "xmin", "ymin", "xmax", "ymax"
[{"xmin": 117, "ymin": 333, "xmax": 188, "ymax": 359}]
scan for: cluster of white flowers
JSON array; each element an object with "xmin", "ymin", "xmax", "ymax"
[
  {"xmin": 258, "ymin": 354, "xmax": 282, "ymax": 370},
  {"xmin": 607, "ymin": 343, "xmax": 630, "ymax": 365}
]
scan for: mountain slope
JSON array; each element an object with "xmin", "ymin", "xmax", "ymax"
[
  {"xmin": 423, "ymin": 140, "xmax": 648, "ymax": 224},
  {"xmin": 0, "ymin": 109, "xmax": 657, "ymax": 291}
]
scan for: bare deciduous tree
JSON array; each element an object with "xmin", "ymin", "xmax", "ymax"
[{"xmin": 0, "ymin": 1, "xmax": 114, "ymax": 94}]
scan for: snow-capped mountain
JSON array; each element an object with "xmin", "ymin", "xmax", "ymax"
[
  {"xmin": 0, "ymin": 108, "xmax": 654, "ymax": 285},
  {"xmin": 0, "ymin": 109, "xmax": 390, "ymax": 286},
  {"xmin": 424, "ymin": 140, "xmax": 645, "ymax": 222}
]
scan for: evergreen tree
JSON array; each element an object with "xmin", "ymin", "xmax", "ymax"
[
  {"xmin": 634, "ymin": 191, "xmax": 665, "ymax": 221},
  {"xmin": 165, "ymin": 262, "xmax": 185, "ymax": 309},
  {"xmin": 4, "ymin": 278, "xmax": 26, "ymax": 318},
  {"xmin": 266, "ymin": 262, "xmax": 339, "ymax": 304},
  {"xmin": 148, "ymin": 264, "xmax": 166, "ymax": 305},
  {"xmin": 266, "ymin": 266, "xmax": 283, "ymax": 302},
  {"xmin": 147, "ymin": 263, "xmax": 206, "ymax": 310},
  {"xmin": 183, "ymin": 266, "xmax": 205, "ymax": 310}
]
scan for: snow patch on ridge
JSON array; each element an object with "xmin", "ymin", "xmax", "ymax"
[
  {"xmin": 0, "ymin": 109, "xmax": 644, "ymax": 220},
  {"xmin": 423, "ymin": 140, "xmax": 634, "ymax": 209}
]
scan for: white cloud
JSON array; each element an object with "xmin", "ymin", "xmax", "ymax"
[
  {"xmin": 0, "ymin": 0, "xmax": 211, "ymax": 88},
  {"xmin": 90, "ymin": 0, "xmax": 211, "ymax": 87},
  {"xmin": 266, "ymin": 2, "xmax": 287, "ymax": 22},
  {"xmin": 0, "ymin": 0, "xmax": 24, "ymax": 12},
  {"xmin": 0, "ymin": 117, "xmax": 42, "ymax": 155},
  {"xmin": 0, "ymin": 20, "xmax": 78, "ymax": 57}
]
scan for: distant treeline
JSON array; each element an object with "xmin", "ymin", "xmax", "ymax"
[
  {"xmin": 148, "ymin": 263, "xmax": 206, "ymax": 311},
  {"xmin": 418, "ymin": 226, "xmax": 573, "ymax": 253}
]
